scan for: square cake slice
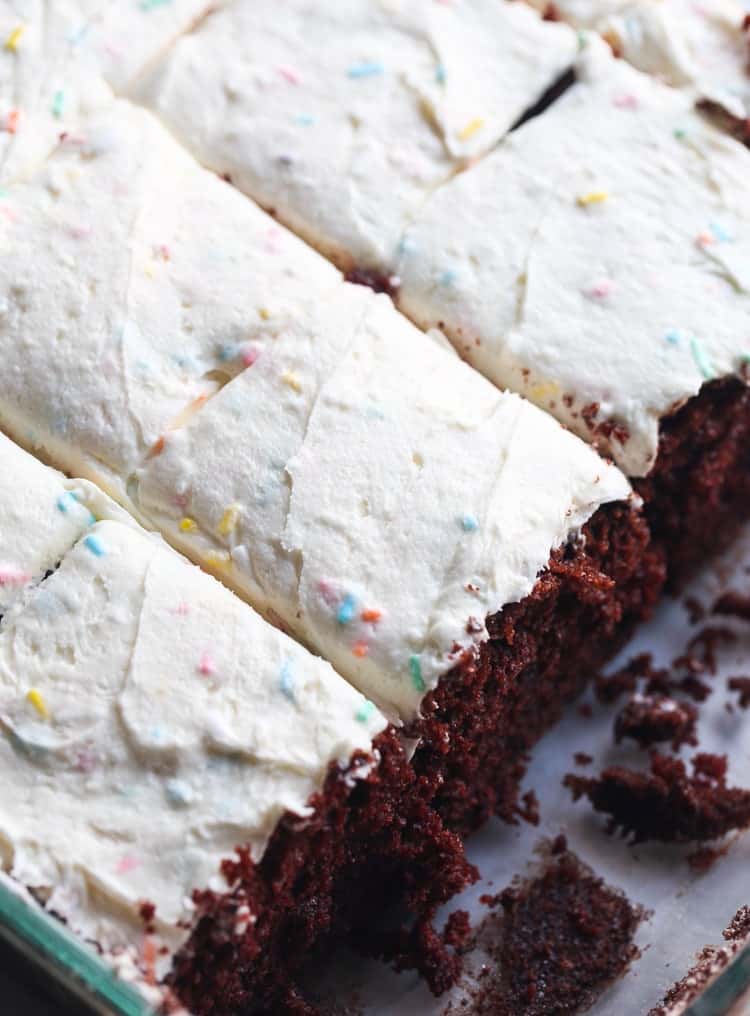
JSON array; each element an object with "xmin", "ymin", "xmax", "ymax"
[
  {"xmin": 0, "ymin": 451, "xmax": 477, "ymax": 1012},
  {"xmin": 395, "ymin": 38, "xmax": 750, "ymax": 584},
  {"xmin": 133, "ymin": 0, "xmax": 578, "ymax": 272}
]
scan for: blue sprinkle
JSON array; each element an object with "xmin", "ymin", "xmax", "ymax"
[
  {"xmin": 279, "ymin": 660, "xmax": 295, "ymax": 700},
  {"xmin": 337, "ymin": 593, "xmax": 357, "ymax": 625},
  {"xmin": 435, "ymin": 64, "xmax": 446, "ymax": 85},
  {"xmin": 83, "ymin": 534, "xmax": 106, "ymax": 557},
  {"xmin": 67, "ymin": 23, "xmax": 89, "ymax": 45},
  {"xmin": 355, "ymin": 700, "xmax": 376, "ymax": 724},
  {"xmin": 295, "ymin": 113, "xmax": 315, "ymax": 126},
  {"xmin": 439, "ymin": 269, "xmax": 457, "ymax": 286},
  {"xmin": 398, "ymin": 236, "xmax": 417, "ymax": 256},
  {"xmin": 709, "ymin": 222, "xmax": 731, "ymax": 243},
  {"xmin": 56, "ymin": 491, "xmax": 78, "ymax": 514},
  {"xmin": 664, "ymin": 329, "xmax": 682, "ymax": 345},
  {"xmin": 461, "ymin": 514, "xmax": 479, "ymax": 532},
  {"xmin": 409, "ymin": 655, "xmax": 426, "ymax": 693},
  {"xmin": 165, "ymin": 779, "xmax": 194, "ymax": 807},
  {"xmin": 217, "ymin": 344, "xmax": 236, "ymax": 362},
  {"xmin": 347, "ymin": 61, "xmax": 384, "ymax": 79}
]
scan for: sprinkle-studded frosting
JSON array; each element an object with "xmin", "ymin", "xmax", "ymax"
[
  {"xmin": 0, "ymin": 0, "xmax": 214, "ymax": 186},
  {"xmin": 0, "ymin": 100, "xmax": 340, "ymax": 505},
  {"xmin": 135, "ymin": 283, "xmax": 630, "ymax": 722},
  {"xmin": 0, "ymin": 97, "xmax": 630, "ymax": 722},
  {"xmin": 396, "ymin": 38, "xmax": 750, "ymax": 477},
  {"xmin": 0, "ymin": 515, "xmax": 385, "ymax": 962},
  {"xmin": 526, "ymin": 0, "xmax": 750, "ymax": 121},
  {"xmin": 134, "ymin": 0, "xmax": 577, "ymax": 272},
  {"xmin": 0, "ymin": 430, "xmax": 94, "ymax": 614}
]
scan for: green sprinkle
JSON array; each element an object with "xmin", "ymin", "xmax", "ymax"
[
  {"xmin": 409, "ymin": 654, "xmax": 425, "ymax": 693},
  {"xmin": 139, "ymin": 0, "xmax": 172, "ymax": 9},
  {"xmin": 690, "ymin": 336, "xmax": 716, "ymax": 380},
  {"xmin": 674, "ymin": 127, "xmax": 687, "ymax": 141},
  {"xmin": 355, "ymin": 699, "xmax": 376, "ymax": 724},
  {"xmin": 51, "ymin": 90, "xmax": 65, "ymax": 119}
]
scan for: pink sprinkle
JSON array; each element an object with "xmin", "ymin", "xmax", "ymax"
[
  {"xmin": 198, "ymin": 652, "xmax": 216, "ymax": 677},
  {"xmin": 317, "ymin": 579, "xmax": 338, "ymax": 606},
  {"xmin": 176, "ymin": 601, "xmax": 190, "ymax": 616},
  {"xmin": 173, "ymin": 491, "xmax": 191, "ymax": 510},
  {"xmin": 584, "ymin": 279, "xmax": 614, "ymax": 300},
  {"xmin": 0, "ymin": 564, "xmax": 31, "ymax": 587},
  {"xmin": 613, "ymin": 93, "xmax": 639, "ymax": 110},
  {"xmin": 241, "ymin": 344, "xmax": 261, "ymax": 367},
  {"xmin": 265, "ymin": 227, "xmax": 282, "ymax": 255},
  {"xmin": 69, "ymin": 224, "xmax": 92, "ymax": 239},
  {"xmin": 116, "ymin": 855, "xmax": 139, "ymax": 875},
  {"xmin": 277, "ymin": 65, "xmax": 301, "ymax": 85},
  {"xmin": 75, "ymin": 749, "xmax": 96, "ymax": 773},
  {"xmin": 695, "ymin": 232, "xmax": 714, "ymax": 248}
]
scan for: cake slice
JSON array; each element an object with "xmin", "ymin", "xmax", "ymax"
[
  {"xmin": 0, "ymin": 466, "xmax": 481, "ymax": 1013},
  {"xmin": 526, "ymin": 0, "xmax": 750, "ymax": 124},
  {"xmin": 0, "ymin": 98, "xmax": 664, "ymax": 837},
  {"xmin": 395, "ymin": 38, "xmax": 750, "ymax": 584},
  {"xmin": 133, "ymin": 0, "xmax": 578, "ymax": 273},
  {"xmin": 0, "ymin": 429, "xmax": 94, "ymax": 615},
  {"xmin": 0, "ymin": 0, "xmax": 215, "ymax": 185}
]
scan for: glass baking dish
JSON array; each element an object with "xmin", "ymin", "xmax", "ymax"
[{"xmin": 1, "ymin": 873, "xmax": 748, "ymax": 1016}]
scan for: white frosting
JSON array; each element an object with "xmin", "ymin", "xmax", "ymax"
[
  {"xmin": 134, "ymin": 0, "xmax": 577, "ymax": 271},
  {"xmin": 0, "ymin": 99, "xmax": 341, "ymax": 504},
  {"xmin": 0, "ymin": 518, "xmax": 385, "ymax": 960},
  {"xmin": 0, "ymin": 0, "xmax": 214, "ymax": 186},
  {"xmin": 0, "ymin": 430, "xmax": 94, "ymax": 614},
  {"xmin": 525, "ymin": 0, "xmax": 750, "ymax": 120},
  {"xmin": 135, "ymin": 285, "xmax": 630, "ymax": 721},
  {"xmin": 396, "ymin": 38, "xmax": 750, "ymax": 477}
]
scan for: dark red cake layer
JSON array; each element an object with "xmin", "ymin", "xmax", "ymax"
[
  {"xmin": 168, "ymin": 501, "xmax": 663, "ymax": 1014},
  {"xmin": 636, "ymin": 376, "xmax": 750, "ymax": 589}
]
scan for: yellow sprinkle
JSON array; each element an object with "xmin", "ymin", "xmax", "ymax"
[
  {"xmin": 179, "ymin": 517, "xmax": 197, "ymax": 532},
  {"xmin": 576, "ymin": 190, "xmax": 609, "ymax": 207},
  {"xmin": 530, "ymin": 380, "xmax": 560, "ymax": 401},
  {"xmin": 258, "ymin": 307, "xmax": 271, "ymax": 321},
  {"xmin": 26, "ymin": 688, "xmax": 49, "ymax": 720},
  {"xmin": 217, "ymin": 503, "xmax": 241, "ymax": 536},
  {"xmin": 206, "ymin": 551, "xmax": 232, "ymax": 569},
  {"xmin": 281, "ymin": 371, "xmax": 302, "ymax": 393},
  {"xmin": 457, "ymin": 117, "xmax": 485, "ymax": 141},
  {"xmin": 5, "ymin": 25, "xmax": 25, "ymax": 51}
]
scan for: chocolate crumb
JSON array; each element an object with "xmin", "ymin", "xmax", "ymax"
[
  {"xmin": 574, "ymin": 752, "xmax": 593, "ymax": 766},
  {"xmin": 614, "ymin": 694, "xmax": 697, "ymax": 750},
  {"xmin": 728, "ymin": 676, "xmax": 750, "ymax": 708},
  {"xmin": 344, "ymin": 267, "xmax": 400, "ymax": 297},
  {"xmin": 564, "ymin": 752, "xmax": 750, "ymax": 844},
  {"xmin": 515, "ymin": 790, "xmax": 540, "ymax": 826},
  {"xmin": 713, "ymin": 591, "xmax": 750, "ymax": 622}
]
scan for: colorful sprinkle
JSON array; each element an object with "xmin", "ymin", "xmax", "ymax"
[
  {"xmin": 179, "ymin": 517, "xmax": 197, "ymax": 532},
  {"xmin": 440, "ymin": 269, "xmax": 457, "ymax": 285},
  {"xmin": 51, "ymin": 90, "xmax": 65, "ymax": 118},
  {"xmin": 139, "ymin": 0, "xmax": 173, "ymax": 9},
  {"xmin": 217, "ymin": 503, "xmax": 241, "ymax": 536},
  {"xmin": 530, "ymin": 379, "xmax": 560, "ymax": 401},
  {"xmin": 4, "ymin": 26, "xmax": 25, "ymax": 51},
  {"xmin": 673, "ymin": 127, "xmax": 688, "ymax": 141},
  {"xmin": 337, "ymin": 593, "xmax": 357, "ymax": 625},
  {"xmin": 116, "ymin": 855, "xmax": 139, "ymax": 874},
  {"xmin": 83, "ymin": 534, "xmax": 106, "ymax": 557},
  {"xmin": 576, "ymin": 190, "xmax": 609, "ymax": 207},
  {"xmin": 409, "ymin": 655, "xmax": 426, "ymax": 693},
  {"xmin": 613, "ymin": 93, "xmax": 639, "ymax": 110},
  {"xmin": 435, "ymin": 64, "xmax": 446, "ymax": 84},
  {"xmin": 360, "ymin": 607, "xmax": 382, "ymax": 623},
  {"xmin": 709, "ymin": 221, "xmax": 731, "ymax": 243},
  {"xmin": 584, "ymin": 278, "xmax": 614, "ymax": 300},
  {"xmin": 457, "ymin": 117, "xmax": 485, "ymax": 142},
  {"xmin": 0, "ymin": 564, "xmax": 31, "ymax": 587},
  {"xmin": 198, "ymin": 652, "xmax": 216, "ymax": 677},
  {"xmin": 347, "ymin": 61, "xmax": 384, "ymax": 79},
  {"xmin": 149, "ymin": 435, "xmax": 166, "ymax": 458},
  {"xmin": 352, "ymin": 640, "xmax": 369, "ymax": 658},
  {"xmin": 277, "ymin": 65, "xmax": 301, "ymax": 85},
  {"xmin": 4, "ymin": 110, "xmax": 20, "ymax": 134},
  {"xmin": 26, "ymin": 688, "xmax": 49, "ymax": 720},
  {"xmin": 205, "ymin": 551, "xmax": 231, "ymax": 569},
  {"xmin": 279, "ymin": 661, "xmax": 295, "ymax": 700},
  {"xmin": 664, "ymin": 329, "xmax": 682, "ymax": 345},
  {"xmin": 241, "ymin": 344, "xmax": 261, "ymax": 367},
  {"xmin": 690, "ymin": 336, "xmax": 715, "ymax": 380},
  {"xmin": 356, "ymin": 699, "xmax": 376, "ymax": 723},
  {"xmin": 460, "ymin": 514, "xmax": 479, "ymax": 532},
  {"xmin": 281, "ymin": 371, "xmax": 302, "ymax": 393},
  {"xmin": 176, "ymin": 601, "xmax": 190, "ymax": 616},
  {"xmin": 317, "ymin": 579, "xmax": 338, "ymax": 606},
  {"xmin": 294, "ymin": 113, "xmax": 315, "ymax": 126},
  {"xmin": 165, "ymin": 779, "xmax": 194, "ymax": 807}
]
